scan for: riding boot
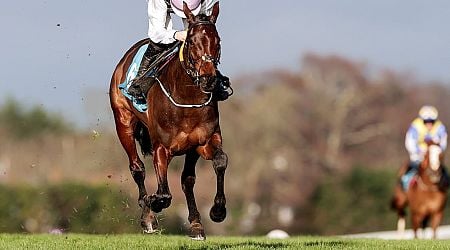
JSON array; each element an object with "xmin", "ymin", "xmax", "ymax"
[
  {"xmin": 214, "ymin": 70, "xmax": 232, "ymax": 101},
  {"xmin": 127, "ymin": 41, "xmax": 179, "ymax": 105},
  {"xmin": 401, "ymin": 161, "xmax": 420, "ymax": 191},
  {"xmin": 127, "ymin": 54, "xmax": 154, "ymax": 104}
]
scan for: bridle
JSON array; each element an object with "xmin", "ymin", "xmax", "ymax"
[
  {"xmin": 182, "ymin": 20, "xmax": 221, "ymax": 86},
  {"xmin": 419, "ymin": 145, "xmax": 443, "ymax": 186},
  {"xmin": 153, "ymin": 19, "xmax": 222, "ymax": 108}
]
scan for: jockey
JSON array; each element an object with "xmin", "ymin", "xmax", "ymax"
[
  {"xmin": 402, "ymin": 105, "xmax": 449, "ymax": 190},
  {"xmin": 127, "ymin": 0, "xmax": 231, "ymax": 104}
]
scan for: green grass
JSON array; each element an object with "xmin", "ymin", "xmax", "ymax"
[{"xmin": 1, "ymin": 234, "xmax": 450, "ymax": 249}]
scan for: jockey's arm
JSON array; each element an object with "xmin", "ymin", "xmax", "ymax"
[
  {"xmin": 148, "ymin": 0, "xmax": 177, "ymax": 44},
  {"xmin": 405, "ymin": 125, "xmax": 421, "ymax": 156},
  {"xmin": 148, "ymin": 0, "xmax": 220, "ymax": 43},
  {"xmin": 437, "ymin": 124, "xmax": 448, "ymax": 151}
]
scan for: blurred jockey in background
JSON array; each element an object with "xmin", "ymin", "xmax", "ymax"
[{"xmin": 402, "ymin": 105, "xmax": 449, "ymax": 190}]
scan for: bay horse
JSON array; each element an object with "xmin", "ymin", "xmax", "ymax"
[
  {"xmin": 391, "ymin": 142, "xmax": 447, "ymax": 239},
  {"xmin": 109, "ymin": 3, "xmax": 227, "ymax": 240}
]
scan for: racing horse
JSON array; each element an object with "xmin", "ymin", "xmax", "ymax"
[
  {"xmin": 109, "ymin": 3, "xmax": 227, "ymax": 240},
  {"xmin": 391, "ymin": 142, "xmax": 447, "ymax": 239}
]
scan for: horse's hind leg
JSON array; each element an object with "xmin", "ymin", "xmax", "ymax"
[
  {"xmin": 181, "ymin": 149, "xmax": 205, "ymax": 240},
  {"xmin": 390, "ymin": 185, "xmax": 407, "ymax": 235},
  {"xmin": 112, "ymin": 109, "xmax": 157, "ymax": 232},
  {"xmin": 397, "ymin": 216, "xmax": 406, "ymax": 234},
  {"xmin": 197, "ymin": 132, "xmax": 228, "ymax": 223}
]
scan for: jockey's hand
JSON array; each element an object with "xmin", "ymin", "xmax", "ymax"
[
  {"xmin": 425, "ymin": 137, "xmax": 438, "ymax": 146},
  {"xmin": 174, "ymin": 30, "xmax": 187, "ymax": 42}
]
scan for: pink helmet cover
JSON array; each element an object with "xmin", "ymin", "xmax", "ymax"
[{"xmin": 170, "ymin": 0, "xmax": 202, "ymax": 18}]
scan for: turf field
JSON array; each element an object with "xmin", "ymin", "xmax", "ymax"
[{"xmin": 1, "ymin": 234, "xmax": 450, "ymax": 249}]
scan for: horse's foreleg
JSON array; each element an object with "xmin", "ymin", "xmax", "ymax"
[
  {"xmin": 431, "ymin": 212, "xmax": 443, "ymax": 239},
  {"xmin": 411, "ymin": 213, "xmax": 421, "ymax": 239},
  {"xmin": 391, "ymin": 185, "xmax": 407, "ymax": 237},
  {"xmin": 210, "ymin": 149, "xmax": 228, "ymax": 222},
  {"xmin": 148, "ymin": 145, "xmax": 172, "ymax": 213},
  {"xmin": 182, "ymin": 149, "xmax": 205, "ymax": 240},
  {"xmin": 197, "ymin": 132, "xmax": 228, "ymax": 223},
  {"xmin": 113, "ymin": 111, "xmax": 157, "ymax": 233}
]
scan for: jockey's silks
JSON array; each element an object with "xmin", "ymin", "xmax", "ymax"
[
  {"xmin": 405, "ymin": 118, "xmax": 447, "ymax": 162},
  {"xmin": 412, "ymin": 118, "xmax": 444, "ymax": 152}
]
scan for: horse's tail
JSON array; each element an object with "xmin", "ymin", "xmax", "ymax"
[{"xmin": 134, "ymin": 121, "xmax": 152, "ymax": 156}]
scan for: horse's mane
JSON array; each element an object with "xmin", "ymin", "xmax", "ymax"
[
  {"xmin": 192, "ymin": 14, "xmax": 212, "ymax": 24},
  {"xmin": 197, "ymin": 14, "xmax": 209, "ymax": 20}
]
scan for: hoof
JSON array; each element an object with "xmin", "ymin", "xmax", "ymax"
[
  {"xmin": 189, "ymin": 222, "xmax": 205, "ymax": 241},
  {"xmin": 143, "ymin": 228, "xmax": 158, "ymax": 234},
  {"xmin": 149, "ymin": 194, "xmax": 172, "ymax": 213},
  {"xmin": 190, "ymin": 235, "xmax": 205, "ymax": 241},
  {"xmin": 210, "ymin": 204, "xmax": 226, "ymax": 223},
  {"xmin": 141, "ymin": 205, "xmax": 159, "ymax": 233},
  {"xmin": 141, "ymin": 221, "xmax": 158, "ymax": 234}
]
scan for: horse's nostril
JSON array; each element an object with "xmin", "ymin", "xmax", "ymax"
[
  {"xmin": 199, "ymin": 77, "xmax": 208, "ymax": 85},
  {"xmin": 199, "ymin": 76, "xmax": 216, "ymax": 92}
]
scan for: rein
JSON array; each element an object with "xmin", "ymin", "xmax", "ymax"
[
  {"xmin": 155, "ymin": 77, "xmax": 212, "ymax": 108},
  {"xmin": 416, "ymin": 162, "xmax": 442, "ymax": 191},
  {"xmin": 416, "ymin": 176, "xmax": 440, "ymax": 192}
]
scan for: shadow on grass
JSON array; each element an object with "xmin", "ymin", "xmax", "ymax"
[
  {"xmin": 304, "ymin": 240, "xmax": 354, "ymax": 248},
  {"xmin": 177, "ymin": 239, "xmax": 355, "ymax": 249},
  {"xmin": 178, "ymin": 241, "xmax": 286, "ymax": 250}
]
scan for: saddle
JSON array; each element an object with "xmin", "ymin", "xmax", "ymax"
[
  {"xmin": 136, "ymin": 41, "xmax": 181, "ymax": 94},
  {"xmin": 401, "ymin": 164, "xmax": 450, "ymax": 192},
  {"xmin": 118, "ymin": 41, "xmax": 180, "ymax": 112}
]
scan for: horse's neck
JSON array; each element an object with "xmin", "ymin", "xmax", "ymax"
[
  {"xmin": 161, "ymin": 59, "xmax": 208, "ymax": 101},
  {"xmin": 418, "ymin": 159, "xmax": 440, "ymax": 187}
]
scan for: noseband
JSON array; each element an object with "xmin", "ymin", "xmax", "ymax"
[{"xmin": 182, "ymin": 20, "xmax": 221, "ymax": 86}]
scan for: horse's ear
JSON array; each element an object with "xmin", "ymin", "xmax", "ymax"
[
  {"xmin": 209, "ymin": 2, "xmax": 219, "ymax": 24},
  {"xmin": 183, "ymin": 2, "xmax": 196, "ymax": 23}
]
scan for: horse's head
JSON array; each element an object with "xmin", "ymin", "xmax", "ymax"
[
  {"xmin": 182, "ymin": 2, "xmax": 221, "ymax": 93},
  {"xmin": 421, "ymin": 144, "xmax": 444, "ymax": 183}
]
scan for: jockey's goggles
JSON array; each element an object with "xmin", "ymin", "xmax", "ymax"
[{"xmin": 423, "ymin": 119, "xmax": 436, "ymax": 124}]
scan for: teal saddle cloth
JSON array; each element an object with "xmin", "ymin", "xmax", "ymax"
[{"xmin": 118, "ymin": 44, "xmax": 149, "ymax": 112}]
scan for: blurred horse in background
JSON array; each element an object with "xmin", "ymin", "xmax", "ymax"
[
  {"xmin": 109, "ymin": 3, "xmax": 227, "ymax": 240},
  {"xmin": 391, "ymin": 142, "xmax": 447, "ymax": 239}
]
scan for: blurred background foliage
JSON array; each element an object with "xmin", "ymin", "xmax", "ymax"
[
  {"xmin": 1, "ymin": 53, "xmax": 450, "ymax": 235},
  {"xmin": 0, "ymin": 98, "xmax": 71, "ymax": 139}
]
